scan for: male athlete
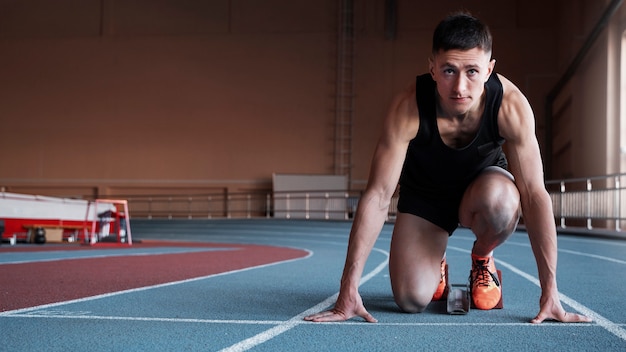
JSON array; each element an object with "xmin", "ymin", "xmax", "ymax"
[{"xmin": 305, "ymin": 13, "xmax": 591, "ymax": 324}]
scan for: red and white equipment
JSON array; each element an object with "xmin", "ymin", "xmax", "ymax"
[{"xmin": 0, "ymin": 192, "xmax": 131, "ymax": 245}]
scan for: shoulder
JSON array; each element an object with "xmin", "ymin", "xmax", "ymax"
[
  {"xmin": 495, "ymin": 74, "xmax": 535, "ymax": 142},
  {"xmin": 384, "ymin": 82, "xmax": 420, "ymax": 144},
  {"xmin": 390, "ymin": 83, "xmax": 417, "ymax": 117},
  {"xmin": 497, "ymin": 74, "xmax": 525, "ymax": 99}
]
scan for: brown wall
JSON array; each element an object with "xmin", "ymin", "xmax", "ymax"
[
  {"xmin": 549, "ymin": 0, "xmax": 624, "ymax": 179},
  {"xmin": 0, "ymin": 0, "xmax": 604, "ymax": 199}
]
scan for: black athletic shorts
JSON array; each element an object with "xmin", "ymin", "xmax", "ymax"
[
  {"xmin": 397, "ymin": 166, "xmax": 513, "ymax": 235},
  {"xmin": 397, "ymin": 188, "xmax": 462, "ymax": 235}
]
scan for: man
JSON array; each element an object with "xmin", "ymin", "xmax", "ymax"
[{"xmin": 304, "ymin": 13, "xmax": 591, "ymax": 324}]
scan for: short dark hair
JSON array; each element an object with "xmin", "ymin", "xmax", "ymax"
[{"xmin": 432, "ymin": 12, "xmax": 492, "ymax": 55}]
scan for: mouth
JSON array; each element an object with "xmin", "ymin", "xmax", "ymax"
[{"xmin": 450, "ymin": 96, "xmax": 469, "ymax": 104}]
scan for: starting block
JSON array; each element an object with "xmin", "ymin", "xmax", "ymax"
[
  {"xmin": 445, "ymin": 269, "xmax": 503, "ymax": 314},
  {"xmin": 447, "ymin": 283, "xmax": 471, "ymax": 314}
]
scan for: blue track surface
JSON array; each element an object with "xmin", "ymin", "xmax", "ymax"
[{"xmin": 1, "ymin": 219, "xmax": 625, "ymax": 351}]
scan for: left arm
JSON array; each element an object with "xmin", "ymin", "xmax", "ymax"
[{"xmin": 496, "ymin": 74, "xmax": 591, "ymax": 324}]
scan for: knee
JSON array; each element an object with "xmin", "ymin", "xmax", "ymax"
[
  {"xmin": 484, "ymin": 179, "xmax": 520, "ymax": 210},
  {"xmin": 393, "ymin": 289, "xmax": 431, "ymax": 313},
  {"xmin": 466, "ymin": 183, "xmax": 520, "ymax": 234},
  {"xmin": 489, "ymin": 185, "xmax": 521, "ymax": 232}
]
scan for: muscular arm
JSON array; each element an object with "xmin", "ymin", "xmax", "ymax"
[
  {"xmin": 305, "ymin": 86, "xmax": 419, "ymax": 322},
  {"xmin": 497, "ymin": 74, "xmax": 591, "ymax": 323},
  {"xmin": 497, "ymin": 75, "xmax": 557, "ymax": 292}
]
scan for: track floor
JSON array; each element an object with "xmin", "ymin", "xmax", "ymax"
[{"xmin": 1, "ymin": 219, "xmax": 625, "ymax": 351}]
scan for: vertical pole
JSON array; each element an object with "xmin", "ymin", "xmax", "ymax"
[
  {"xmin": 227, "ymin": 194, "xmax": 232, "ymax": 219},
  {"xmin": 616, "ymin": 176, "xmax": 621, "ymax": 231},
  {"xmin": 345, "ymin": 192, "xmax": 349, "ymax": 220},
  {"xmin": 305, "ymin": 193, "xmax": 310, "ymax": 220},
  {"xmin": 247, "ymin": 194, "xmax": 251, "ymax": 219},
  {"xmin": 123, "ymin": 200, "xmax": 132, "ymax": 245},
  {"xmin": 586, "ymin": 179, "xmax": 592, "ymax": 230},
  {"xmin": 560, "ymin": 181, "xmax": 566, "ymax": 228},
  {"xmin": 324, "ymin": 193, "xmax": 330, "ymax": 220}
]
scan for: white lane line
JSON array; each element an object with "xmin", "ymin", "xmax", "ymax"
[
  {"xmin": 0, "ymin": 248, "xmax": 239, "ymax": 265},
  {"xmin": 218, "ymin": 247, "xmax": 390, "ymax": 352},
  {"xmin": 557, "ymin": 248, "xmax": 626, "ymax": 265},
  {"xmin": 495, "ymin": 240, "xmax": 626, "ymax": 265},
  {"xmin": 2, "ymin": 314, "xmax": 286, "ymax": 325},
  {"xmin": 2, "ymin": 313, "xmax": 605, "ymax": 327},
  {"xmin": 557, "ymin": 235, "xmax": 626, "ymax": 247},
  {"xmin": 448, "ymin": 245, "xmax": 626, "ymax": 342},
  {"xmin": 0, "ymin": 251, "xmax": 311, "ymax": 317}
]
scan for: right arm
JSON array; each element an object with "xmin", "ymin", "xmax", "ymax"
[{"xmin": 304, "ymin": 86, "xmax": 419, "ymax": 322}]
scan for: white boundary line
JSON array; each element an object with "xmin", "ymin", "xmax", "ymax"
[
  {"xmin": 218, "ymin": 247, "xmax": 390, "ymax": 352},
  {"xmin": 0, "ymin": 247, "xmax": 238, "ymax": 265},
  {"xmin": 498, "ymin": 239, "xmax": 626, "ymax": 265},
  {"xmin": 555, "ymin": 248, "xmax": 626, "ymax": 265},
  {"xmin": 5, "ymin": 314, "xmax": 607, "ymax": 327},
  {"xmin": 448, "ymin": 245, "xmax": 626, "ymax": 342}
]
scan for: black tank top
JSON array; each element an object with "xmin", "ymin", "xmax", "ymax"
[{"xmin": 398, "ymin": 73, "xmax": 507, "ymax": 200}]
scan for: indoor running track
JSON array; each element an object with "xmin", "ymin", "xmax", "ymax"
[{"xmin": 1, "ymin": 219, "xmax": 625, "ymax": 351}]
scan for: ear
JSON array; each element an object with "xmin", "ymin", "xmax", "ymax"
[
  {"xmin": 486, "ymin": 58, "xmax": 496, "ymax": 81},
  {"xmin": 429, "ymin": 56, "xmax": 435, "ymax": 78}
]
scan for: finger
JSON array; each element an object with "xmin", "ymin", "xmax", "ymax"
[
  {"xmin": 530, "ymin": 312, "xmax": 548, "ymax": 324},
  {"xmin": 303, "ymin": 310, "xmax": 336, "ymax": 321},
  {"xmin": 356, "ymin": 306, "xmax": 377, "ymax": 323},
  {"xmin": 361, "ymin": 312, "xmax": 378, "ymax": 323},
  {"xmin": 310, "ymin": 312, "xmax": 376, "ymax": 323},
  {"xmin": 560, "ymin": 312, "xmax": 593, "ymax": 323},
  {"xmin": 308, "ymin": 313, "xmax": 349, "ymax": 322},
  {"xmin": 304, "ymin": 309, "xmax": 348, "ymax": 322},
  {"xmin": 305, "ymin": 309, "xmax": 377, "ymax": 323},
  {"xmin": 531, "ymin": 311, "xmax": 593, "ymax": 324}
]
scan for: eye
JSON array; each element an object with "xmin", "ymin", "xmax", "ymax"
[
  {"xmin": 467, "ymin": 69, "xmax": 478, "ymax": 76},
  {"xmin": 444, "ymin": 68, "xmax": 456, "ymax": 75}
]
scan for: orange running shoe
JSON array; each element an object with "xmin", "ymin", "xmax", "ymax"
[
  {"xmin": 431, "ymin": 257, "xmax": 448, "ymax": 301},
  {"xmin": 469, "ymin": 254, "xmax": 501, "ymax": 310}
]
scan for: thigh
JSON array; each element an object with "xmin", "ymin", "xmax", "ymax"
[{"xmin": 389, "ymin": 213, "xmax": 449, "ymax": 302}]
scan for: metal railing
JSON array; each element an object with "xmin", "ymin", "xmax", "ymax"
[
  {"xmin": 123, "ymin": 190, "xmax": 392, "ymax": 221},
  {"xmin": 546, "ymin": 173, "xmax": 626, "ymax": 232},
  {"xmin": 125, "ymin": 192, "xmax": 272, "ymax": 220},
  {"xmin": 118, "ymin": 174, "xmax": 626, "ymax": 233}
]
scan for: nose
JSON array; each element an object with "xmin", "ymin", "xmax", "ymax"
[{"xmin": 452, "ymin": 75, "xmax": 467, "ymax": 94}]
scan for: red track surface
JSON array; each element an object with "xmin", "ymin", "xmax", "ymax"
[{"xmin": 0, "ymin": 241, "xmax": 308, "ymax": 312}]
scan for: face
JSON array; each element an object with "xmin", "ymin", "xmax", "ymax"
[{"xmin": 429, "ymin": 47, "xmax": 495, "ymax": 117}]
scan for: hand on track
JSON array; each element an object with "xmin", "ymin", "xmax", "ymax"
[
  {"xmin": 530, "ymin": 293, "xmax": 592, "ymax": 324},
  {"xmin": 304, "ymin": 291, "xmax": 377, "ymax": 323}
]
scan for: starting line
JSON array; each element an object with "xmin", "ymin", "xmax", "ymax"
[{"xmin": 2, "ymin": 312, "xmax": 603, "ymax": 327}]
